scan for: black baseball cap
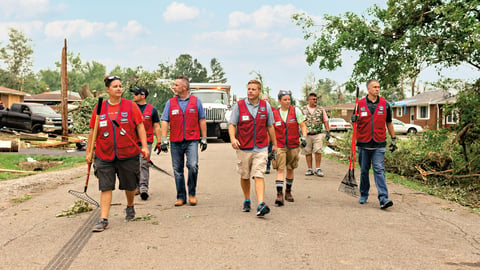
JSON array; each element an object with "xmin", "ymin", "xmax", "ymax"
[{"xmin": 131, "ymin": 86, "xmax": 148, "ymax": 97}]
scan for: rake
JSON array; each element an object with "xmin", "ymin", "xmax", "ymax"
[
  {"xmin": 111, "ymin": 119, "xmax": 173, "ymax": 177},
  {"xmin": 68, "ymin": 97, "xmax": 103, "ymax": 207},
  {"xmin": 338, "ymin": 87, "xmax": 361, "ymax": 197}
]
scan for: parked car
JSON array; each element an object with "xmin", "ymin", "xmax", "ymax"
[
  {"xmin": 0, "ymin": 102, "xmax": 73, "ymax": 134},
  {"xmin": 328, "ymin": 118, "xmax": 352, "ymax": 131},
  {"xmin": 392, "ymin": 118, "xmax": 423, "ymax": 134}
]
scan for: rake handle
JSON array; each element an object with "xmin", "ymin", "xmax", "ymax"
[
  {"xmin": 85, "ymin": 97, "xmax": 103, "ymax": 188},
  {"xmin": 111, "ymin": 120, "xmax": 149, "ymax": 160}
]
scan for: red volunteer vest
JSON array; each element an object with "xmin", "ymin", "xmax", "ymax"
[
  {"xmin": 141, "ymin": 104, "xmax": 154, "ymax": 143},
  {"xmin": 274, "ymin": 106, "xmax": 300, "ymax": 148},
  {"xmin": 236, "ymin": 99, "xmax": 268, "ymax": 150},
  {"xmin": 95, "ymin": 99, "xmax": 140, "ymax": 161},
  {"xmin": 169, "ymin": 96, "xmax": 200, "ymax": 142},
  {"xmin": 356, "ymin": 97, "xmax": 387, "ymax": 143}
]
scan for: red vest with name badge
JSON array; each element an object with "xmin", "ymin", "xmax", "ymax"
[
  {"xmin": 236, "ymin": 99, "xmax": 268, "ymax": 150},
  {"xmin": 356, "ymin": 97, "xmax": 387, "ymax": 143},
  {"xmin": 169, "ymin": 96, "xmax": 200, "ymax": 142},
  {"xmin": 274, "ymin": 106, "xmax": 300, "ymax": 148},
  {"xmin": 95, "ymin": 99, "xmax": 140, "ymax": 161},
  {"xmin": 141, "ymin": 104, "xmax": 154, "ymax": 143}
]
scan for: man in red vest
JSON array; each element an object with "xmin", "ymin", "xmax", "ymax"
[
  {"xmin": 352, "ymin": 79, "xmax": 397, "ymax": 209},
  {"xmin": 228, "ymin": 79, "xmax": 277, "ymax": 217},
  {"xmin": 272, "ymin": 90, "xmax": 307, "ymax": 206},
  {"xmin": 132, "ymin": 86, "xmax": 162, "ymax": 201},
  {"xmin": 160, "ymin": 75, "xmax": 207, "ymax": 207}
]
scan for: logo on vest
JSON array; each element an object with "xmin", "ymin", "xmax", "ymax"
[
  {"xmin": 100, "ymin": 114, "xmax": 106, "ymax": 120},
  {"xmin": 121, "ymin": 112, "xmax": 128, "ymax": 117},
  {"xmin": 120, "ymin": 118, "xmax": 129, "ymax": 122}
]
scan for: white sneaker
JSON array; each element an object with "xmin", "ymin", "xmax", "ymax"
[
  {"xmin": 315, "ymin": 168, "xmax": 324, "ymax": 177},
  {"xmin": 305, "ymin": 169, "xmax": 314, "ymax": 176}
]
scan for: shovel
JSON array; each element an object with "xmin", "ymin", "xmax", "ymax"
[
  {"xmin": 111, "ymin": 120, "xmax": 173, "ymax": 177},
  {"xmin": 68, "ymin": 97, "xmax": 103, "ymax": 207},
  {"xmin": 338, "ymin": 87, "xmax": 360, "ymax": 197}
]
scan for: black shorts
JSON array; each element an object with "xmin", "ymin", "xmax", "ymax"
[{"xmin": 94, "ymin": 157, "xmax": 140, "ymax": 191}]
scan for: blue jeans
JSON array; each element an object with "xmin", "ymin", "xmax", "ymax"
[
  {"xmin": 171, "ymin": 140, "xmax": 199, "ymax": 201},
  {"xmin": 358, "ymin": 147, "xmax": 389, "ymax": 203}
]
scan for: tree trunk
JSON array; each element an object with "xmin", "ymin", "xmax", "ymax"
[{"xmin": 79, "ymin": 84, "xmax": 93, "ymax": 99}]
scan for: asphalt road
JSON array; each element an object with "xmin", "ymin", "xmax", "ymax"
[{"xmin": 1, "ymin": 142, "xmax": 480, "ymax": 269}]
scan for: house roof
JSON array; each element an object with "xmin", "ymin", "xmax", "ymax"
[
  {"xmin": 24, "ymin": 91, "xmax": 82, "ymax": 102},
  {"xmin": 392, "ymin": 90, "xmax": 456, "ymax": 107},
  {"xmin": 0, "ymin": 86, "xmax": 28, "ymax": 96}
]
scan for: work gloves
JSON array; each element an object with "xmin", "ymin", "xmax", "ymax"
[
  {"xmin": 154, "ymin": 142, "xmax": 162, "ymax": 155},
  {"xmin": 200, "ymin": 137, "xmax": 207, "ymax": 152},
  {"xmin": 351, "ymin": 114, "xmax": 358, "ymax": 123},
  {"xmin": 155, "ymin": 136, "xmax": 169, "ymax": 153},
  {"xmin": 389, "ymin": 137, "xmax": 398, "ymax": 152},
  {"xmin": 325, "ymin": 131, "xmax": 331, "ymax": 142},
  {"xmin": 268, "ymin": 150, "xmax": 277, "ymax": 161},
  {"xmin": 300, "ymin": 136, "xmax": 307, "ymax": 148}
]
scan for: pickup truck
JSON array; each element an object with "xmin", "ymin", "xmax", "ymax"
[{"xmin": 0, "ymin": 102, "xmax": 73, "ymax": 134}]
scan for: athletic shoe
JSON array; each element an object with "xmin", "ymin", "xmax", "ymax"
[
  {"xmin": 92, "ymin": 219, "xmax": 108, "ymax": 232},
  {"xmin": 380, "ymin": 199, "xmax": 393, "ymax": 210},
  {"xmin": 315, "ymin": 168, "xmax": 324, "ymax": 177},
  {"xmin": 242, "ymin": 199, "xmax": 251, "ymax": 212},
  {"xmin": 265, "ymin": 168, "xmax": 270, "ymax": 174},
  {"xmin": 305, "ymin": 169, "xmax": 314, "ymax": 176},
  {"xmin": 125, "ymin": 206, "xmax": 135, "ymax": 220},
  {"xmin": 358, "ymin": 196, "xmax": 368, "ymax": 204},
  {"xmin": 140, "ymin": 192, "xmax": 149, "ymax": 201},
  {"xmin": 256, "ymin": 202, "xmax": 270, "ymax": 217}
]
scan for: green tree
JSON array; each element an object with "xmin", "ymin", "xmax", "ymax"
[
  {"xmin": 209, "ymin": 58, "xmax": 227, "ymax": 83},
  {"xmin": 172, "ymin": 54, "xmax": 208, "ymax": 82},
  {"xmin": 0, "ymin": 28, "xmax": 34, "ymax": 92},
  {"xmin": 292, "ymin": 0, "xmax": 480, "ymax": 93}
]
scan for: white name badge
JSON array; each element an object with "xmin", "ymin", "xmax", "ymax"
[
  {"xmin": 275, "ymin": 121, "xmax": 282, "ymax": 126},
  {"xmin": 360, "ymin": 112, "xmax": 368, "ymax": 117},
  {"xmin": 241, "ymin": 115, "xmax": 250, "ymax": 121},
  {"xmin": 99, "ymin": 120, "xmax": 107, "ymax": 127},
  {"xmin": 172, "ymin": 109, "xmax": 179, "ymax": 115}
]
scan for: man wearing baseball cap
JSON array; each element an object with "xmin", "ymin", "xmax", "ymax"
[{"xmin": 132, "ymin": 86, "xmax": 162, "ymax": 200}]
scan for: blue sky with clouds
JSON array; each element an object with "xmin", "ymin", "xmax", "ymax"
[{"xmin": 0, "ymin": 0, "xmax": 477, "ymax": 99}]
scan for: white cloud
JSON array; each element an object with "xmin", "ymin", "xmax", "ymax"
[
  {"xmin": 0, "ymin": 21, "xmax": 44, "ymax": 40},
  {"xmin": 163, "ymin": 2, "xmax": 200, "ymax": 22},
  {"xmin": 229, "ymin": 4, "xmax": 300, "ymax": 29},
  {"xmin": 0, "ymin": 0, "xmax": 65, "ymax": 19},
  {"xmin": 194, "ymin": 29, "xmax": 271, "ymax": 47},
  {"xmin": 106, "ymin": 20, "xmax": 150, "ymax": 42},
  {"xmin": 44, "ymin": 20, "xmax": 117, "ymax": 39},
  {"xmin": 277, "ymin": 37, "xmax": 304, "ymax": 50}
]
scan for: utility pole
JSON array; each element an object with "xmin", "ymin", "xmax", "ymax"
[{"xmin": 61, "ymin": 39, "xmax": 69, "ymax": 142}]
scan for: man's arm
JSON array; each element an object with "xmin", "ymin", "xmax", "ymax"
[
  {"xmin": 161, "ymin": 120, "xmax": 169, "ymax": 138},
  {"xmin": 153, "ymin": 122, "xmax": 161, "ymax": 142},
  {"xmin": 267, "ymin": 125, "xmax": 277, "ymax": 152},
  {"xmin": 199, "ymin": 118, "xmax": 207, "ymax": 138},
  {"xmin": 136, "ymin": 122, "xmax": 150, "ymax": 158},
  {"xmin": 386, "ymin": 122, "xmax": 395, "ymax": 138},
  {"xmin": 228, "ymin": 124, "xmax": 240, "ymax": 150},
  {"xmin": 299, "ymin": 121, "xmax": 308, "ymax": 137}
]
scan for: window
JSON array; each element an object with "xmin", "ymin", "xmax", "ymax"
[
  {"xmin": 417, "ymin": 105, "xmax": 429, "ymax": 120},
  {"xmin": 446, "ymin": 109, "xmax": 458, "ymax": 124},
  {"xmin": 396, "ymin": 107, "xmax": 403, "ymax": 117}
]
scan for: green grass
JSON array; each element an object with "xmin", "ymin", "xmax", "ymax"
[{"xmin": 0, "ymin": 154, "xmax": 85, "ymax": 181}]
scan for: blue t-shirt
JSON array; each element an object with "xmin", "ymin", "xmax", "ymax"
[{"xmin": 161, "ymin": 95, "xmax": 206, "ymax": 122}]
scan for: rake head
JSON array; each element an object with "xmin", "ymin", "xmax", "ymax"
[
  {"xmin": 68, "ymin": 190, "xmax": 99, "ymax": 208},
  {"xmin": 338, "ymin": 169, "xmax": 360, "ymax": 197}
]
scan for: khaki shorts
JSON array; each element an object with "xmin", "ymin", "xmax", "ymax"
[
  {"xmin": 236, "ymin": 150, "xmax": 268, "ymax": 179},
  {"xmin": 301, "ymin": 133, "xmax": 324, "ymax": 155},
  {"xmin": 273, "ymin": 147, "xmax": 300, "ymax": 170}
]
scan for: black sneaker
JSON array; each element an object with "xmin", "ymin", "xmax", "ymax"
[
  {"xmin": 256, "ymin": 202, "xmax": 270, "ymax": 217},
  {"xmin": 140, "ymin": 192, "xmax": 149, "ymax": 201},
  {"xmin": 380, "ymin": 199, "xmax": 393, "ymax": 210},
  {"xmin": 242, "ymin": 200, "xmax": 251, "ymax": 212},
  {"xmin": 125, "ymin": 206, "xmax": 135, "ymax": 220},
  {"xmin": 92, "ymin": 219, "xmax": 108, "ymax": 232}
]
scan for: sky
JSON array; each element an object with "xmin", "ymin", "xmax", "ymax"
[{"xmin": 0, "ymin": 0, "xmax": 477, "ymax": 100}]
